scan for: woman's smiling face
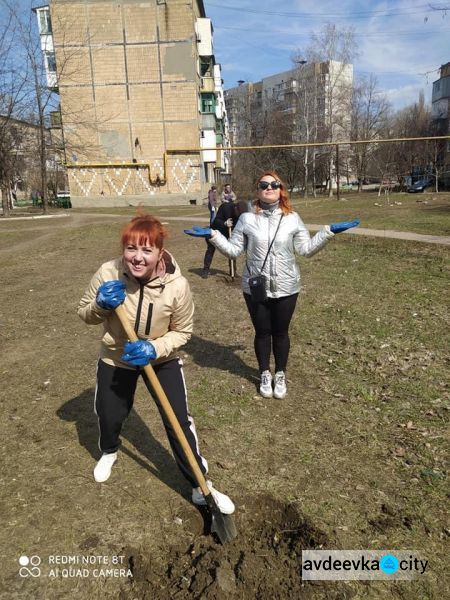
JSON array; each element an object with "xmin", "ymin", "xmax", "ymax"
[{"xmin": 123, "ymin": 242, "xmax": 161, "ymax": 281}]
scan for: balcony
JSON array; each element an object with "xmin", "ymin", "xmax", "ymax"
[
  {"xmin": 201, "ymin": 113, "xmax": 216, "ymax": 129},
  {"xmin": 200, "ymin": 76, "xmax": 215, "ymax": 93},
  {"xmin": 200, "ymin": 92, "xmax": 216, "ymax": 115},
  {"xmin": 196, "ymin": 18, "xmax": 213, "ymax": 56}
]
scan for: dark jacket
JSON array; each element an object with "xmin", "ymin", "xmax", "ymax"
[{"xmin": 211, "ymin": 202, "xmax": 237, "ymax": 237}]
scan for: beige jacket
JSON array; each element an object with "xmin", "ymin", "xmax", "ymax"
[{"xmin": 77, "ymin": 250, "xmax": 194, "ymax": 369}]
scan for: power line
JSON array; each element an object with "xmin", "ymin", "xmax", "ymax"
[
  {"xmin": 205, "ymin": 1, "xmax": 446, "ymax": 20},
  {"xmin": 217, "ymin": 24, "xmax": 450, "ymax": 38}
]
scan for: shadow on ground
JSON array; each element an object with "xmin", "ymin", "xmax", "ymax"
[
  {"xmin": 185, "ymin": 335, "xmax": 259, "ymax": 385},
  {"xmin": 56, "ymin": 389, "xmax": 190, "ymax": 500}
]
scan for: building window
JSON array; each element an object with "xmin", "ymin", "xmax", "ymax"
[
  {"xmin": 46, "ymin": 52, "xmax": 57, "ymax": 73},
  {"xmin": 201, "ymin": 93, "xmax": 216, "ymax": 113},
  {"xmin": 200, "ymin": 59, "xmax": 212, "ymax": 77},
  {"xmin": 38, "ymin": 9, "xmax": 52, "ymax": 35}
]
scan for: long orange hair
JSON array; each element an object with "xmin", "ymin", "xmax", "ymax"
[
  {"xmin": 121, "ymin": 214, "xmax": 167, "ymax": 249},
  {"xmin": 255, "ymin": 171, "xmax": 293, "ymax": 215}
]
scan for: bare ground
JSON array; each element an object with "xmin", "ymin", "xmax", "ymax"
[{"xmin": 0, "ymin": 211, "xmax": 448, "ymax": 599}]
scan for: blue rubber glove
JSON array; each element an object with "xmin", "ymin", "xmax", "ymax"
[
  {"xmin": 96, "ymin": 280, "xmax": 126, "ymax": 310},
  {"xmin": 329, "ymin": 219, "xmax": 360, "ymax": 234},
  {"xmin": 184, "ymin": 226, "xmax": 212, "ymax": 239},
  {"xmin": 121, "ymin": 340, "xmax": 157, "ymax": 366}
]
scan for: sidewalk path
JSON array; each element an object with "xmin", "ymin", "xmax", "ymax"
[
  {"xmin": 0, "ymin": 213, "xmax": 70, "ymax": 222},
  {"xmin": 1, "ymin": 212, "xmax": 449, "ymax": 246},
  {"xmin": 306, "ymin": 224, "xmax": 450, "ymax": 246},
  {"xmin": 162, "ymin": 216, "xmax": 450, "ymax": 246}
]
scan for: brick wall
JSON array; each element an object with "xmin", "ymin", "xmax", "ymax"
[{"xmin": 52, "ymin": 0, "xmax": 204, "ymax": 201}]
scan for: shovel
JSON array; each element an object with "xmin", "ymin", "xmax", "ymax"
[
  {"xmin": 114, "ymin": 304, "xmax": 237, "ymax": 544},
  {"xmin": 228, "ymin": 224, "xmax": 235, "ymax": 281}
]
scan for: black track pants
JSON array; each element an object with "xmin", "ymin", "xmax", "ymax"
[
  {"xmin": 244, "ymin": 292, "xmax": 299, "ymax": 373},
  {"xmin": 203, "ymin": 239, "xmax": 216, "ymax": 269},
  {"xmin": 94, "ymin": 358, "xmax": 208, "ymax": 487}
]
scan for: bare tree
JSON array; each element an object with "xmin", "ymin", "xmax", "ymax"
[
  {"xmin": 0, "ymin": 11, "xmax": 31, "ymax": 216},
  {"xmin": 351, "ymin": 74, "xmax": 390, "ymax": 191},
  {"xmin": 0, "ymin": 0, "xmax": 59, "ymax": 214},
  {"xmin": 294, "ymin": 23, "xmax": 358, "ymax": 197},
  {"xmin": 0, "ymin": 0, "xmax": 116, "ymax": 215}
]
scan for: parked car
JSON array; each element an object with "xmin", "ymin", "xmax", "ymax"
[{"xmin": 407, "ymin": 178, "xmax": 433, "ymax": 193}]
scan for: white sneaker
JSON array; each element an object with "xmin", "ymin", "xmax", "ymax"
[
  {"xmin": 273, "ymin": 371, "xmax": 287, "ymax": 399},
  {"xmin": 259, "ymin": 370, "xmax": 273, "ymax": 398},
  {"xmin": 93, "ymin": 452, "xmax": 117, "ymax": 483},
  {"xmin": 192, "ymin": 480, "xmax": 235, "ymax": 514}
]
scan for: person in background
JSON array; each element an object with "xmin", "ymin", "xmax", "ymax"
[
  {"xmin": 207, "ymin": 185, "xmax": 217, "ymax": 225},
  {"xmin": 202, "ymin": 200, "xmax": 248, "ymax": 279},
  {"xmin": 185, "ymin": 171, "xmax": 359, "ymax": 399},
  {"xmin": 77, "ymin": 213, "xmax": 234, "ymax": 514},
  {"xmin": 221, "ymin": 183, "xmax": 236, "ymax": 204}
]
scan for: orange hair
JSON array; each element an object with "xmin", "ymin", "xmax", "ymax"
[
  {"xmin": 255, "ymin": 171, "xmax": 293, "ymax": 215},
  {"xmin": 121, "ymin": 214, "xmax": 167, "ymax": 249}
]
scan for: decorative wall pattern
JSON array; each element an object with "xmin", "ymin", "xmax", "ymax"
[{"xmin": 68, "ymin": 155, "xmax": 201, "ymax": 197}]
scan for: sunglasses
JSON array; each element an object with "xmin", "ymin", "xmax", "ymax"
[{"xmin": 258, "ymin": 181, "xmax": 281, "ymax": 190}]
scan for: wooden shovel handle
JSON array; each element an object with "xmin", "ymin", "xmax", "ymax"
[
  {"xmin": 114, "ymin": 304, "xmax": 210, "ymax": 497},
  {"xmin": 228, "ymin": 226, "xmax": 235, "ymax": 278}
]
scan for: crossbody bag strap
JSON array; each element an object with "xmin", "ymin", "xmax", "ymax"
[{"xmin": 246, "ymin": 214, "xmax": 284, "ymax": 276}]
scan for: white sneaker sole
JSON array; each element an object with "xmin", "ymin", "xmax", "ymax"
[
  {"xmin": 260, "ymin": 388, "xmax": 273, "ymax": 398},
  {"xmin": 273, "ymin": 389, "xmax": 287, "ymax": 399}
]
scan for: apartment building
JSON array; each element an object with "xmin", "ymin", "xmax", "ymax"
[
  {"xmin": 34, "ymin": 0, "xmax": 229, "ymax": 207},
  {"xmin": 432, "ymin": 62, "xmax": 450, "ymax": 187},
  {"xmin": 225, "ymin": 61, "xmax": 353, "ymax": 147},
  {"xmin": 0, "ymin": 115, "xmax": 65, "ymax": 202}
]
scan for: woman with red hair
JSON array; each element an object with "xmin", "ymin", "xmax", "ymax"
[
  {"xmin": 78, "ymin": 214, "xmax": 234, "ymax": 514},
  {"xmin": 186, "ymin": 171, "xmax": 359, "ymax": 399}
]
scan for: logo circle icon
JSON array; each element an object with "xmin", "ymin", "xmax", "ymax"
[
  {"xmin": 18, "ymin": 555, "xmax": 41, "ymax": 578},
  {"xmin": 380, "ymin": 554, "xmax": 399, "ymax": 574}
]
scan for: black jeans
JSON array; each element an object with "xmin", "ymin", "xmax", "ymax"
[
  {"xmin": 94, "ymin": 358, "xmax": 208, "ymax": 487},
  {"xmin": 244, "ymin": 292, "xmax": 299, "ymax": 373}
]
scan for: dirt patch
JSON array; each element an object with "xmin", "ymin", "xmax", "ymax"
[{"xmin": 121, "ymin": 495, "xmax": 353, "ymax": 599}]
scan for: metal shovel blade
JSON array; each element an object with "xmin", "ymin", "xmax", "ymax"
[{"xmin": 205, "ymin": 493, "xmax": 238, "ymax": 544}]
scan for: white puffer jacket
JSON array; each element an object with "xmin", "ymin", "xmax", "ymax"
[{"xmin": 210, "ymin": 207, "xmax": 334, "ymax": 298}]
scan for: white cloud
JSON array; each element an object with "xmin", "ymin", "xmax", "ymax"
[
  {"xmin": 384, "ymin": 82, "xmax": 430, "ymax": 107},
  {"xmin": 205, "ymin": 0, "xmax": 449, "ymax": 108}
]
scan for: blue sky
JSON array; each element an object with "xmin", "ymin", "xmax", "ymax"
[{"xmin": 204, "ymin": 0, "xmax": 450, "ymax": 110}]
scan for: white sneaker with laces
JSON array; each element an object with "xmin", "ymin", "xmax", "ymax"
[
  {"xmin": 259, "ymin": 370, "xmax": 273, "ymax": 398},
  {"xmin": 273, "ymin": 371, "xmax": 287, "ymax": 399},
  {"xmin": 192, "ymin": 480, "xmax": 235, "ymax": 514},
  {"xmin": 93, "ymin": 452, "xmax": 117, "ymax": 483}
]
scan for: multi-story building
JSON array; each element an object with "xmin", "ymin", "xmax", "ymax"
[
  {"xmin": 0, "ymin": 115, "xmax": 65, "ymax": 203},
  {"xmin": 34, "ymin": 0, "xmax": 229, "ymax": 207},
  {"xmin": 225, "ymin": 61, "xmax": 353, "ymax": 191},
  {"xmin": 225, "ymin": 61, "xmax": 353, "ymax": 147},
  {"xmin": 432, "ymin": 62, "xmax": 450, "ymax": 188}
]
